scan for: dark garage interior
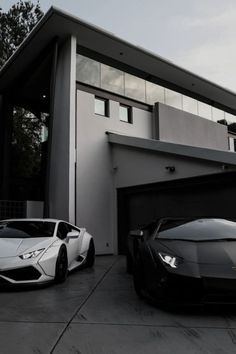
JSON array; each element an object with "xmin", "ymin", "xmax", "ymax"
[{"xmin": 117, "ymin": 171, "xmax": 236, "ymax": 254}]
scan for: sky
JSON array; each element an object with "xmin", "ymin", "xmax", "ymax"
[{"xmin": 2, "ymin": 0, "xmax": 236, "ymax": 92}]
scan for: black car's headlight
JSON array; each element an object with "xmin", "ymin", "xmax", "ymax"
[{"xmin": 158, "ymin": 252, "xmax": 183, "ymax": 269}]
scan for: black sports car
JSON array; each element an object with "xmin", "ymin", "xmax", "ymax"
[{"xmin": 127, "ymin": 217, "xmax": 236, "ymax": 304}]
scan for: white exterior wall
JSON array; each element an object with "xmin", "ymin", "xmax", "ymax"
[
  {"xmin": 155, "ymin": 103, "xmax": 228, "ymax": 150},
  {"xmin": 76, "ymin": 90, "xmax": 152, "ymax": 254},
  {"xmin": 112, "ymin": 146, "xmax": 231, "ymax": 189},
  {"xmin": 26, "ymin": 201, "xmax": 44, "ymax": 218}
]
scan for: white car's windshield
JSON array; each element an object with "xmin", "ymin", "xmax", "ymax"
[{"xmin": 0, "ymin": 221, "xmax": 55, "ymax": 238}]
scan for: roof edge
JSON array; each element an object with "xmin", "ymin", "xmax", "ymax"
[{"xmin": 0, "ymin": 6, "xmax": 236, "ymax": 99}]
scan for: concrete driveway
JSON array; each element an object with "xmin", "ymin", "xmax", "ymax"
[{"xmin": 1, "ymin": 256, "xmax": 236, "ymax": 353}]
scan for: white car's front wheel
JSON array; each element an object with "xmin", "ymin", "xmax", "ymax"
[{"xmin": 55, "ymin": 246, "xmax": 68, "ymax": 283}]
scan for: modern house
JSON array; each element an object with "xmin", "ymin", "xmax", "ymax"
[{"xmin": 1, "ymin": 7, "xmax": 236, "ymax": 254}]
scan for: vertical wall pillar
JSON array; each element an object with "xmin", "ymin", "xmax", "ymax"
[
  {"xmin": 48, "ymin": 35, "xmax": 77, "ymax": 223},
  {"xmin": 0, "ymin": 95, "xmax": 13, "ymax": 199},
  {"xmin": 69, "ymin": 36, "xmax": 76, "ymax": 224},
  {"xmin": 152, "ymin": 102, "xmax": 160, "ymax": 140}
]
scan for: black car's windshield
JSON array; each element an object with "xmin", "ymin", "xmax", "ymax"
[
  {"xmin": 157, "ymin": 218, "xmax": 236, "ymax": 241},
  {"xmin": 0, "ymin": 221, "xmax": 56, "ymax": 238}
]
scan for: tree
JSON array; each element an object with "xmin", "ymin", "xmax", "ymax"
[
  {"xmin": 0, "ymin": 1, "xmax": 45, "ymax": 200},
  {"xmin": 0, "ymin": 1, "xmax": 43, "ymax": 68}
]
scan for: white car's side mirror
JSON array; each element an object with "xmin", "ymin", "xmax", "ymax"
[{"xmin": 67, "ymin": 231, "xmax": 80, "ymax": 239}]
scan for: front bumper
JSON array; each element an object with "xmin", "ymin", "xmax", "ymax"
[
  {"xmin": 0, "ymin": 256, "xmax": 54, "ymax": 285},
  {"xmin": 151, "ymin": 272, "xmax": 236, "ymax": 304}
]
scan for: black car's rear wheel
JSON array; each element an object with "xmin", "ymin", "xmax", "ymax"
[{"xmin": 55, "ymin": 246, "xmax": 68, "ymax": 283}]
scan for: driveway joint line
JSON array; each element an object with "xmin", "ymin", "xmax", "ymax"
[
  {"xmin": 69, "ymin": 321, "xmax": 236, "ymax": 330},
  {"xmin": 0, "ymin": 320, "xmax": 67, "ymax": 324},
  {"xmin": 49, "ymin": 258, "xmax": 119, "ymax": 354}
]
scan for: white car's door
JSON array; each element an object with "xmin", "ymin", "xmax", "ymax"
[{"xmin": 57, "ymin": 222, "xmax": 80, "ymax": 266}]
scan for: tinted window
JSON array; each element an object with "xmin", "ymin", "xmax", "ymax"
[
  {"xmin": 146, "ymin": 82, "xmax": 165, "ymax": 104},
  {"xmin": 0, "ymin": 221, "xmax": 55, "ymax": 238},
  {"xmin": 101, "ymin": 64, "xmax": 124, "ymax": 95},
  {"xmin": 65, "ymin": 223, "xmax": 80, "ymax": 233},
  {"xmin": 76, "ymin": 55, "xmax": 100, "ymax": 87},
  {"xmin": 157, "ymin": 218, "xmax": 236, "ymax": 241},
  {"xmin": 124, "ymin": 73, "xmax": 145, "ymax": 102},
  {"xmin": 165, "ymin": 88, "xmax": 182, "ymax": 110},
  {"xmin": 57, "ymin": 222, "xmax": 70, "ymax": 240}
]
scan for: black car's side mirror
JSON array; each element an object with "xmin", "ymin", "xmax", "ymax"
[{"xmin": 129, "ymin": 230, "xmax": 144, "ymax": 238}]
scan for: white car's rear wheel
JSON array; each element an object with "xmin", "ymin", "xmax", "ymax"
[
  {"xmin": 85, "ymin": 239, "xmax": 95, "ymax": 267},
  {"xmin": 55, "ymin": 246, "xmax": 68, "ymax": 283}
]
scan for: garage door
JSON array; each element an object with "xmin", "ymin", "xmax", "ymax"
[{"xmin": 117, "ymin": 172, "xmax": 236, "ymax": 254}]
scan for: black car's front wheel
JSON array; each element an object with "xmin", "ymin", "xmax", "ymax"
[
  {"xmin": 55, "ymin": 246, "xmax": 68, "ymax": 283},
  {"xmin": 126, "ymin": 252, "xmax": 133, "ymax": 274},
  {"xmin": 133, "ymin": 259, "xmax": 145, "ymax": 298}
]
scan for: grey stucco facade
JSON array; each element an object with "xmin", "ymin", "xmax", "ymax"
[
  {"xmin": 154, "ymin": 103, "xmax": 228, "ymax": 150},
  {"xmin": 76, "ymin": 89, "xmax": 152, "ymax": 254},
  {"xmin": 49, "ymin": 36, "xmax": 76, "ymax": 223},
  {"xmin": 74, "ymin": 89, "xmax": 236, "ymax": 254}
]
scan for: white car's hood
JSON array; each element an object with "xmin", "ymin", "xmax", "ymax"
[{"xmin": 0, "ymin": 238, "xmax": 54, "ymax": 258}]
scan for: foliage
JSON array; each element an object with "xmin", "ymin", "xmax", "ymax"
[
  {"xmin": 0, "ymin": 2, "xmax": 45, "ymax": 199},
  {"xmin": 11, "ymin": 108, "xmax": 45, "ymax": 178},
  {"xmin": 0, "ymin": 1, "xmax": 43, "ymax": 68}
]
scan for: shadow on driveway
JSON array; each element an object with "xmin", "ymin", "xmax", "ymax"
[{"xmin": 1, "ymin": 256, "xmax": 236, "ymax": 353}]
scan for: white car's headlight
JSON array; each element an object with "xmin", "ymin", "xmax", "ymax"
[
  {"xmin": 158, "ymin": 252, "xmax": 182, "ymax": 268},
  {"xmin": 19, "ymin": 248, "xmax": 45, "ymax": 260}
]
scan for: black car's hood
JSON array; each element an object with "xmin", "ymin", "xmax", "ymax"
[
  {"xmin": 149, "ymin": 239, "xmax": 236, "ymax": 278},
  {"xmin": 156, "ymin": 239, "xmax": 236, "ymax": 264}
]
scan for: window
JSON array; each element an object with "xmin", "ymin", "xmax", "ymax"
[
  {"xmin": 124, "ymin": 73, "xmax": 146, "ymax": 102},
  {"xmin": 57, "ymin": 222, "xmax": 69, "ymax": 240},
  {"xmin": 76, "ymin": 54, "xmax": 236, "ymax": 126},
  {"xmin": 146, "ymin": 81, "xmax": 165, "ymax": 104},
  {"xmin": 198, "ymin": 102, "xmax": 212, "ymax": 120},
  {"xmin": 165, "ymin": 89, "xmax": 182, "ymax": 110},
  {"xmin": 0, "ymin": 221, "xmax": 55, "ymax": 238},
  {"xmin": 94, "ymin": 97, "xmax": 109, "ymax": 117},
  {"xmin": 229, "ymin": 137, "xmax": 236, "ymax": 152},
  {"xmin": 76, "ymin": 55, "xmax": 101, "ymax": 87},
  {"xmin": 101, "ymin": 64, "xmax": 124, "ymax": 95},
  {"xmin": 182, "ymin": 95, "xmax": 198, "ymax": 115},
  {"xmin": 119, "ymin": 104, "xmax": 132, "ymax": 123}
]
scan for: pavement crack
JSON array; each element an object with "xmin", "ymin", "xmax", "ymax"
[
  {"xmin": 228, "ymin": 328, "xmax": 236, "ymax": 345},
  {"xmin": 49, "ymin": 257, "xmax": 119, "ymax": 354}
]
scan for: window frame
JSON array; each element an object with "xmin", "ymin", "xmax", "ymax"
[
  {"xmin": 94, "ymin": 96, "xmax": 109, "ymax": 117},
  {"xmin": 119, "ymin": 104, "xmax": 133, "ymax": 124}
]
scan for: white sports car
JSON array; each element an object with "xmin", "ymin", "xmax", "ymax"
[{"xmin": 0, "ymin": 218, "xmax": 95, "ymax": 286}]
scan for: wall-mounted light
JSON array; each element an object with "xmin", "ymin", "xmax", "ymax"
[
  {"xmin": 222, "ymin": 164, "xmax": 228, "ymax": 171},
  {"xmin": 42, "ymin": 94, "xmax": 47, "ymax": 99},
  {"xmin": 165, "ymin": 166, "xmax": 175, "ymax": 173}
]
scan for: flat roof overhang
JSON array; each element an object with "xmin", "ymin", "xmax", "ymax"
[
  {"xmin": 107, "ymin": 132, "xmax": 236, "ymax": 166},
  {"xmin": 1, "ymin": 7, "xmax": 236, "ymax": 114}
]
